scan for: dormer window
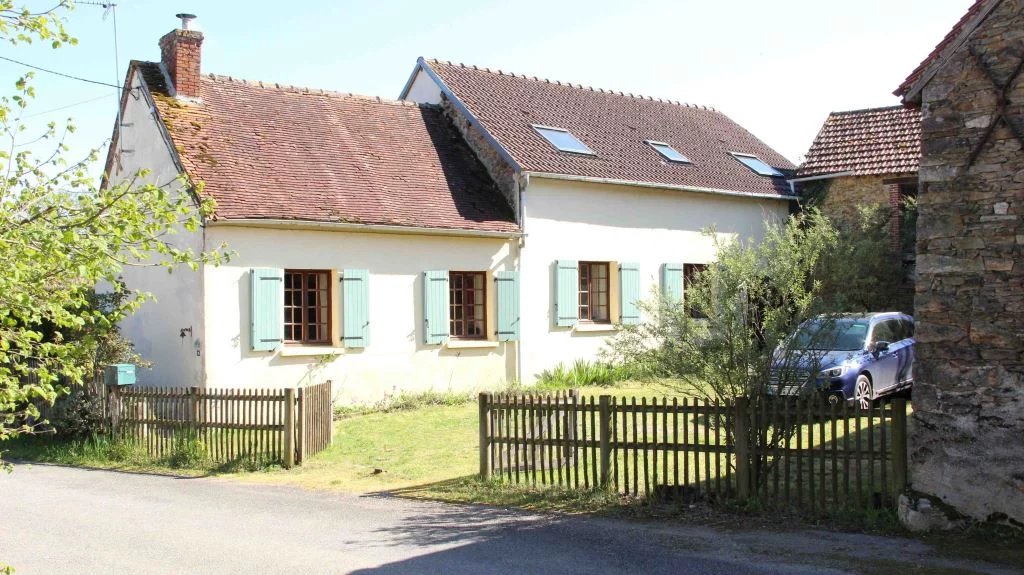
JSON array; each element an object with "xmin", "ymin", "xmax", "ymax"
[
  {"xmin": 646, "ymin": 140, "xmax": 691, "ymax": 163},
  {"xmin": 730, "ymin": 152, "xmax": 783, "ymax": 177},
  {"xmin": 532, "ymin": 125, "xmax": 594, "ymax": 155}
]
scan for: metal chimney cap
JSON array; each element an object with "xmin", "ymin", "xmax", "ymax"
[{"xmin": 175, "ymin": 13, "xmax": 197, "ymax": 30}]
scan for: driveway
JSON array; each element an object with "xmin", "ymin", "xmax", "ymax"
[{"xmin": 0, "ymin": 464, "xmax": 1016, "ymax": 575}]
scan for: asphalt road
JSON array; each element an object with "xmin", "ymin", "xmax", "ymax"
[{"xmin": 0, "ymin": 464, "xmax": 1016, "ymax": 575}]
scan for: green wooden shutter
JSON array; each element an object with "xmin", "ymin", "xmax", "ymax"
[
  {"xmin": 554, "ymin": 260, "xmax": 578, "ymax": 327},
  {"xmin": 495, "ymin": 271, "xmax": 520, "ymax": 341},
  {"xmin": 661, "ymin": 263, "xmax": 684, "ymax": 303},
  {"xmin": 423, "ymin": 270, "xmax": 450, "ymax": 345},
  {"xmin": 341, "ymin": 268, "xmax": 369, "ymax": 348},
  {"xmin": 250, "ymin": 267, "xmax": 283, "ymax": 352},
  {"xmin": 619, "ymin": 262, "xmax": 641, "ymax": 325}
]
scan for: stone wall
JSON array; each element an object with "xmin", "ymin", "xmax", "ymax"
[
  {"xmin": 817, "ymin": 175, "xmax": 892, "ymax": 220},
  {"xmin": 912, "ymin": 0, "xmax": 1024, "ymax": 527},
  {"xmin": 440, "ymin": 96, "xmax": 520, "ymax": 221}
]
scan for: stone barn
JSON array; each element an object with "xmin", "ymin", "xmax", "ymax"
[{"xmin": 895, "ymin": 0, "xmax": 1024, "ymax": 526}]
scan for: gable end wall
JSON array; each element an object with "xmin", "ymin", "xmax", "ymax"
[{"xmin": 912, "ymin": 0, "xmax": 1024, "ymax": 526}]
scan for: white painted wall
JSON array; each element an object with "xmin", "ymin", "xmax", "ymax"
[
  {"xmin": 403, "ymin": 68, "xmax": 442, "ymax": 104},
  {"xmin": 518, "ymin": 177, "xmax": 791, "ymax": 383},
  {"xmin": 110, "ymin": 68, "xmax": 206, "ymax": 387},
  {"xmin": 202, "ymin": 225, "xmax": 517, "ymax": 404}
]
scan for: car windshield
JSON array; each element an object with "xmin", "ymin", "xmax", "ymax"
[{"xmin": 792, "ymin": 319, "xmax": 869, "ymax": 351}]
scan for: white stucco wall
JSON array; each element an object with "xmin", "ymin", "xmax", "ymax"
[
  {"xmin": 518, "ymin": 177, "xmax": 791, "ymax": 383},
  {"xmin": 202, "ymin": 225, "xmax": 517, "ymax": 404},
  {"xmin": 109, "ymin": 68, "xmax": 205, "ymax": 387},
  {"xmin": 403, "ymin": 68, "xmax": 442, "ymax": 104}
]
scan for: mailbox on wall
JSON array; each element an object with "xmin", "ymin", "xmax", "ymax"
[{"xmin": 104, "ymin": 364, "xmax": 136, "ymax": 386}]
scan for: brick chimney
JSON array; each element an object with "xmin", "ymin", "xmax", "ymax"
[{"xmin": 159, "ymin": 13, "xmax": 203, "ymax": 99}]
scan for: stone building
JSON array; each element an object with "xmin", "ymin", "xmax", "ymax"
[
  {"xmin": 797, "ymin": 106, "xmax": 922, "ymax": 311},
  {"xmin": 895, "ymin": 0, "xmax": 1024, "ymax": 526}
]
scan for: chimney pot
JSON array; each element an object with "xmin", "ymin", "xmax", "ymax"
[{"xmin": 176, "ymin": 13, "xmax": 197, "ymax": 30}]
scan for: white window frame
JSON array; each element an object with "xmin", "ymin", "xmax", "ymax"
[
  {"xmin": 531, "ymin": 124, "xmax": 595, "ymax": 155},
  {"xmin": 646, "ymin": 140, "xmax": 691, "ymax": 163},
  {"xmin": 729, "ymin": 152, "xmax": 784, "ymax": 177}
]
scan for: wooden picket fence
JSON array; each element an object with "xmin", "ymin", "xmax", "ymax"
[
  {"xmin": 108, "ymin": 380, "xmax": 333, "ymax": 468},
  {"xmin": 478, "ymin": 391, "xmax": 909, "ymax": 514}
]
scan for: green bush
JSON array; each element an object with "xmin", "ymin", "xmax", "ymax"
[
  {"xmin": 535, "ymin": 359, "xmax": 633, "ymax": 390},
  {"xmin": 166, "ymin": 430, "xmax": 208, "ymax": 468}
]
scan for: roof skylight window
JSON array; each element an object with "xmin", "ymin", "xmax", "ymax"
[
  {"xmin": 532, "ymin": 125, "xmax": 594, "ymax": 155},
  {"xmin": 646, "ymin": 140, "xmax": 691, "ymax": 163},
  {"xmin": 731, "ymin": 153, "xmax": 784, "ymax": 177}
]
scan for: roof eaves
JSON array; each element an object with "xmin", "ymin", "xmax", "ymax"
[
  {"xmin": 525, "ymin": 171, "xmax": 798, "ymax": 202},
  {"xmin": 411, "ymin": 57, "xmax": 524, "ymax": 173}
]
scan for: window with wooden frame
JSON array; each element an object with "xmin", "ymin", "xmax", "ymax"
[
  {"xmin": 449, "ymin": 271, "xmax": 486, "ymax": 339},
  {"xmin": 283, "ymin": 270, "xmax": 331, "ymax": 344},
  {"xmin": 683, "ymin": 263, "xmax": 708, "ymax": 319},
  {"xmin": 578, "ymin": 261, "xmax": 610, "ymax": 323}
]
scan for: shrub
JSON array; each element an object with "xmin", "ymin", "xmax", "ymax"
[{"xmin": 535, "ymin": 359, "xmax": 629, "ymax": 390}]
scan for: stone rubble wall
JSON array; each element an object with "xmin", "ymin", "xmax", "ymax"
[{"xmin": 912, "ymin": 0, "xmax": 1024, "ymax": 527}]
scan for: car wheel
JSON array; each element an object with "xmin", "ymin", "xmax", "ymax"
[{"xmin": 855, "ymin": 375, "xmax": 874, "ymax": 410}]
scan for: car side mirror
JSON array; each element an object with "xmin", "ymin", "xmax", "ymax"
[{"xmin": 872, "ymin": 341, "xmax": 890, "ymax": 353}]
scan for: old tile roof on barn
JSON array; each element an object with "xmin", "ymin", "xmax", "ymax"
[
  {"xmin": 895, "ymin": 0, "xmax": 991, "ymax": 101},
  {"xmin": 133, "ymin": 61, "xmax": 517, "ymax": 233},
  {"xmin": 418, "ymin": 59, "xmax": 795, "ymax": 199},
  {"xmin": 797, "ymin": 106, "xmax": 921, "ymax": 177}
]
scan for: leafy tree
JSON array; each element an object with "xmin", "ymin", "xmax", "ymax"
[
  {"xmin": 0, "ymin": 2, "xmax": 227, "ymax": 459},
  {"xmin": 604, "ymin": 210, "xmax": 841, "ymax": 491}
]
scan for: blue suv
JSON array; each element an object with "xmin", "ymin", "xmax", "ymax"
[{"xmin": 771, "ymin": 312, "xmax": 915, "ymax": 407}]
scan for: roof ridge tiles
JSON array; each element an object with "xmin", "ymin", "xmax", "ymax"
[
  {"xmin": 425, "ymin": 58, "xmax": 715, "ymax": 111},
  {"xmin": 829, "ymin": 105, "xmax": 912, "ymax": 116},
  {"xmin": 201, "ymin": 70, "xmax": 421, "ymax": 107}
]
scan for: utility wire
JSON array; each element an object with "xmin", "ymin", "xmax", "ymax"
[
  {"xmin": 22, "ymin": 93, "xmax": 115, "ymax": 118},
  {"xmin": 0, "ymin": 54, "xmax": 132, "ymax": 90}
]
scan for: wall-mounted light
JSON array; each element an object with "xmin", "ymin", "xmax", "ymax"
[{"xmin": 179, "ymin": 326, "xmax": 193, "ymax": 339}]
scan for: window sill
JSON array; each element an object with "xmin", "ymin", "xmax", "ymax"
[
  {"xmin": 573, "ymin": 323, "xmax": 618, "ymax": 333},
  {"xmin": 279, "ymin": 346, "xmax": 345, "ymax": 357},
  {"xmin": 445, "ymin": 339, "xmax": 500, "ymax": 349}
]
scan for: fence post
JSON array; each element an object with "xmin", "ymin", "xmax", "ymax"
[
  {"xmin": 599, "ymin": 395, "xmax": 611, "ymax": 489},
  {"xmin": 891, "ymin": 398, "xmax": 908, "ymax": 497},
  {"xmin": 189, "ymin": 386, "xmax": 200, "ymax": 431},
  {"xmin": 298, "ymin": 387, "xmax": 307, "ymax": 465},
  {"xmin": 108, "ymin": 384, "xmax": 120, "ymax": 437},
  {"xmin": 734, "ymin": 397, "xmax": 751, "ymax": 500},
  {"xmin": 284, "ymin": 387, "xmax": 296, "ymax": 469},
  {"xmin": 478, "ymin": 392, "xmax": 491, "ymax": 479}
]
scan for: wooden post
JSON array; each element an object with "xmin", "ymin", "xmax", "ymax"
[
  {"xmin": 734, "ymin": 397, "xmax": 751, "ymax": 500},
  {"xmin": 598, "ymin": 395, "xmax": 611, "ymax": 489},
  {"xmin": 189, "ymin": 386, "xmax": 200, "ymax": 430},
  {"xmin": 284, "ymin": 387, "xmax": 296, "ymax": 469},
  {"xmin": 891, "ymin": 398, "xmax": 908, "ymax": 497},
  {"xmin": 478, "ymin": 392, "xmax": 491, "ymax": 479},
  {"xmin": 108, "ymin": 384, "xmax": 120, "ymax": 437},
  {"xmin": 297, "ymin": 387, "xmax": 307, "ymax": 465},
  {"xmin": 327, "ymin": 380, "xmax": 335, "ymax": 445}
]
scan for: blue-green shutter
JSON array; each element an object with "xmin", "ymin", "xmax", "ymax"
[
  {"xmin": 554, "ymin": 260, "xmax": 578, "ymax": 327},
  {"xmin": 342, "ymin": 268, "xmax": 369, "ymax": 348},
  {"xmin": 495, "ymin": 271, "xmax": 520, "ymax": 341},
  {"xmin": 250, "ymin": 267, "xmax": 283, "ymax": 352},
  {"xmin": 619, "ymin": 262, "xmax": 641, "ymax": 325},
  {"xmin": 661, "ymin": 263, "xmax": 684, "ymax": 303},
  {"xmin": 423, "ymin": 270, "xmax": 450, "ymax": 345}
]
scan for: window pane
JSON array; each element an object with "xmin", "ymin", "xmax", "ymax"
[
  {"xmin": 649, "ymin": 141, "xmax": 690, "ymax": 163},
  {"xmin": 473, "ymin": 274, "xmax": 483, "ymax": 289},
  {"xmin": 732, "ymin": 153, "xmax": 783, "ymax": 177},
  {"xmin": 534, "ymin": 126, "xmax": 594, "ymax": 154},
  {"xmin": 452, "ymin": 274, "xmax": 463, "ymax": 289}
]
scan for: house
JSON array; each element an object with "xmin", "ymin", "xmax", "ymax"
[
  {"xmin": 399, "ymin": 59, "xmax": 795, "ymax": 382},
  {"xmin": 797, "ymin": 106, "xmax": 922, "ymax": 310},
  {"xmin": 894, "ymin": 0, "xmax": 1024, "ymax": 526},
  {"xmin": 107, "ymin": 17, "xmax": 796, "ymax": 401}
]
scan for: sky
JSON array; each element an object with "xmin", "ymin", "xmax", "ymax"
[{"xmin": 4, "ymin": 0, "xmax": 974, "ymax": 177}]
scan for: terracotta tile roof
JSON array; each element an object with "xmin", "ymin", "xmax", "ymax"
[
  {"xmin": 895, "ymin": 0, "xmax": 991, "ymax": 100},
  {"xmin": 133, "ymin": 61, "xmax": 517, "ymax": 233},
  {"xmin": 421, "ymin": 60, "xmax": 796, "ymax": 199},
  {"xmin": 797, "ymin": 106, "xmax": 921, "ymax": 178}
]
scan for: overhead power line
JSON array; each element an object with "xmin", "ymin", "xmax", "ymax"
[{"xmin": 0, "ymin": 54, "xmax": 130, "ymax": 90}]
